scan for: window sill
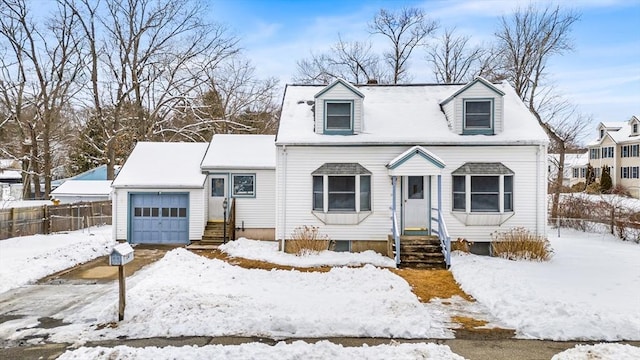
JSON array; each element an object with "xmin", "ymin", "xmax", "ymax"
[
  {"xmin": 451, "ymin": 211, "xmax": 514, "ymax": 226},
  {"xmin": 312, "ymin": 211, "xmax": 371, "ymax": 225}
]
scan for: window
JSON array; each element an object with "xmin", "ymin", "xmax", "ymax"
[
  {"xmin": 232, "ymin": 174, "xmax": 255, "ymax": 197},
  {"xmin": 589, "ymin": 148, "xmax": 600, "ymax": 159},
  {"xmin": 325, "ymin": 101, "xmax": 353, "ymax": 133},
  {"xmin": 211, "ymin": 178, "xmax": 225, "ymax": 197},
  {"xmin": 634, "ymin": 124, "xmax": 638, "ymax": 134},
  {"xmin": 580, "ymin": 167, "xmax": 586, "ymax": 178},
  {"xmin": 572, "ymin": 168, "xmax": 579, "ymax": 178},
  {"xmin": 463, "ymin": 99, "xmax": 493, "ymax": 133},
  {"xmin": 311, "ymin": 163, "xmax": 371, "ymax": 213},
  {"xmin": 622, "ymin": 167, "xmax": 630, "ymax": 179},
  {"xmin": 632, "ymin": 144, "xmax": 639, "ymax": 157},
  {"xmin": 632, "ymin": 167, "xmax": 639, "ymax": 179},
  {"xmin": 602, "ymin": 147, "xmax": 614, "ymax": 158},
  {"xmin": 594, "ymin": 167, "xmax": 601, "ymax": 178},
  {"xmin": 622, "ymin": 146, "xmax": 630, "ymax": 158},
  {"xmin": 452, "ymin": 175, "xmax": 513, "ymax": 212},
  {"xmin": 600, "ymin": 129, "xmax": 605, "ymax": 139}
]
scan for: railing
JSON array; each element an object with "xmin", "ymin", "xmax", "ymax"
[
  {"xmin": 391, "ymin": 208, "xmax": 401, "ymax": 265},
  {"xmin": 228, "ymin": 198, "xmax": 236, "ymax": 241},
  {"xmin": 431, "ymin": 207, "xmax": 451, "ymax": 268}
]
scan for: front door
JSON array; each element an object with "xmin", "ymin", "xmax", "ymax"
[
  {"xmin": 403, "ymin": 176, "xmax": 428, "ymax": 233},
  {"xmin": 208, "ymin": 175, "xmax": 227, "ymax": 221}
]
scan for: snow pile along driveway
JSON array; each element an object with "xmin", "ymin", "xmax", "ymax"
[
  {"xmin": 57, "ymin": 341, "xmax": 465, "ymax": 360},
  {"xmin": 0, "ymin": 226, "xmax": 114, "ymax": 294},
  {"xmin": 452, "ymin": 229, "xmax": 640, "ymax": 340},
  {"xmin": 50, "ymin": 248, "xmax": 449, "ymax": 343}
]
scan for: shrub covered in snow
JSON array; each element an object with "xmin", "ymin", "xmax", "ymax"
[{"xmin": 490, "ymin": 227, "xmax": 553, "ymax": 261}]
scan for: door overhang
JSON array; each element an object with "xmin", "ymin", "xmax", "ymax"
[{"xmin": 387, "ymin": 146, "xmax": 445, "ymax": 176}]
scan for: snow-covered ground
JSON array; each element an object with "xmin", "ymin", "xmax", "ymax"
[
  {"xmin": 452, "ymin": 228, "xmax": 640, "ymax": 340},
  {"xmin": 558, "ymin": 193, "xmax": 640, "ymax": 211},
  {"xmin": 57, "ymin": 341, "xmax": 465, "ymax": 360},
  {"xmin": 551, "ymin": 343, "xmax": 640, "ymax": 360},
  {"xmin": 0, "ymin": 226, "xmax": 114, "ymax": 294},
  {"xmin": 2, "ymin": 227, "xmax": 639, "ymax": 358}
]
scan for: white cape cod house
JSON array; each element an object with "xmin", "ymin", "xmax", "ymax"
[
  {"xmin": 112, "ymin": 77, "xmax": 548, "ymax": 268},
  {"xmin": 275, "ymin": 77, "xmax": 548, "ymax": 264}
]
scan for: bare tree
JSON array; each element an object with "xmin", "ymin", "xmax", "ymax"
[
  {"xmin": 496, "ymin": 4, "xmax": 581, "ymax": 219},
  {"xmin": 369, "ymin": 7, "xmax": 437, "ymax": 84},
  {"xmin": 294, "ymin": 36, "xmax": 386, "ymax": 84},
  {"xmin": 66, "ymin": 0, "xmax": 239, "ymax": 179},
  {"xmin": 427, "ymin": 28, "xmax": 487, "ymax": 83},
  {"xmin": 0, "ymin": 0, "xmax": 83, "ymax": 197}
]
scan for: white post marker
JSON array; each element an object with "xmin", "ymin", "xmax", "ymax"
[{"xmin": 109, "ymin": 243, "xmax": 134, "ymax": 321}]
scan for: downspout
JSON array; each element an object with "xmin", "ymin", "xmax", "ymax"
[
  {"xmin": 112, "ymin": 189, "xmax": 117, "ymax": 241},
  {"xmin": 281, "ymin": 145, "xmax": 287, "ymax": 251}
]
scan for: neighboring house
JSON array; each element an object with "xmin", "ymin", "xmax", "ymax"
[
  {"xmin": 50, "ymin": 180, "xmax": 113, "ymax": 204},
  {"xmin": 275, "ymin": 77, "xmax": 548, "ymax": 258},
  {"xmin": 586, "ymin": 116, "xmax": 640, "ymax": 198},
  {"xmin": 549, "ymin": 152, "xmax": 588, "ymax": 188},
  {"xmin": 0, "ymin": 159, "xmax": 23, "ymax": 201}
]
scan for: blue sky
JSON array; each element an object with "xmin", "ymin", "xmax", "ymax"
[{"xmin": 211, "ymin": 0, "xmax": 639, "ymax": 128}]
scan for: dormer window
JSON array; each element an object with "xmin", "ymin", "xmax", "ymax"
[
  {"xmin": 463, "ymin": 99, "xmax": 493, "ymax": 134},
  {"xmin": 600, "ymin": 129, "xmax": 605, "ymax": 139},
  {"xmin": 325, "ymin": 100, "xmax": 353, "ymax": 134},
  {"xmin": 633, "ymin": 123, "xmax": 638, "ymax": 135}
]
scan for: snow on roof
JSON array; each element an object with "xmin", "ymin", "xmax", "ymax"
[
  {"xmin": 112, "ymin": 142, "xmax": 208, "ymax": 188},
  {"xmin": 276, "ymin": 82, "xmax": 548, "ymax": 145},
  {"xmin": 0, "ymin": 169, "xmax": 21, "ymax": 180},
  {"xmin": 588, "ymin": 120, "xmax": 638, "ymax": 146},
  {"xmin": 200, "ymin": 134, "xmax": 275, "ymax": 170},
  {"xmin": 549, "ymin": 153, "xmax": 589, "ymax": 167},
  {"xmin": 51, "ymin": 180, "xmax": 112, "ymax": 196},
  {"xmin": 600, "ymin": 121, "xmax": 626, "ymax": 129}
]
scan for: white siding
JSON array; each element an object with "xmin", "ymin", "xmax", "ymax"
[
  {"xmin": 276, "ymin": 144, "xmax": 546, "ymax": 243},
  {"xmin": 452, "ymin": 82, "xmax": 504, "ymax": 134},
  {"xmin": 234, "ymin": 169, "xmax": 276, "ymax": 228},
  {"xmin": 442, "ymin": 101, "xmax": 455, "ymax": 130},
  {"xmin": 315, "ymin": 83, "xmax": 363, "ymax": 134},
  {"xmin": 112, "ymin": 187, "xmax": 206, "ymax": 242}
]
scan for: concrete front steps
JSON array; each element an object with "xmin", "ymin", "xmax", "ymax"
[{"xmin": 389, "ymin": 235, "xmax": 447, "ymax": 269}]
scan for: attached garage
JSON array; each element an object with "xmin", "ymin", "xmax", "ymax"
[
  {"xmin": 112, "ymin": 142, "xmax": 209, "ymax": 244},
  {"xmin": 129, "ymin": 193, "xmax": 189, "ymax": 244}
]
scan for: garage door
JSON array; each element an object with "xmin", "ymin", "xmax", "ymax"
[{"xmin": 130, "ymin": 193, "xmax": 189, "ymax": 244}]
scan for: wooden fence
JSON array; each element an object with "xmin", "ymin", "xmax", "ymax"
[{"xmin": 0, "ymin": 201, "xmax": 112, "ymax": 240}]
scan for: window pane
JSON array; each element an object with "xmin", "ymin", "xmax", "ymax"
[
  {"xmin": 329, "ymin": 176, "xmax": 355, "ymax": 192},
  {"xmin": 471, "ymin": 176, "xmax": 499, "ymax": 192},
  {"xmin": 471, "ymin": 194, "xmax": 499, "ymax": 211},
  {"xmin": 326, "ymin": 102, "xmax": 351, "ymax": 130},
  {"xmin": 504, "ymin": 193, "xmax": 513, "ymax": 211},
  {"xmin": 328, "ymin": 176, "xmax": 355, "ymax": 211},
  {"xmin": 178, "ymin": 208, "xmax": 187, "ymax": 217},
  {"xmin": 143, "ymin": 208, "xmax": 151, "ymax": 217},
  {"xmin": 162, "ymin": 208, "xmax": 169, "ymax": 217},
  {"xmin": 408, "ymin": 176, "xmax": 424, "ymax": 199},
  {"xmin": 453, "ymin": 194, "xmax": 466, "ymax": 210},
  {"xmin": 171, "ymin": 208, "xmax": 178, "ymax": 217},
  {"xmin": 504, "ymin": 176, "xmax": 513, "ymax": 192},
  {"xmin": 360, "ymin": 175, "xmax": 371, "ymax": 211},
  {"xmin": 453, "ymin": 176, "xmax": 465, "ymax": 192},
  {"xmin": 151, "ymin": 208, "xmax": 159, "ymax": 217},
  {"xmin": 134, "ymin": 207, "xmax": 142, "ymax": 217},
  {"xmin": 328, "ymin": 193, "xmax": 355, "ymax": 210},
  {"xmin": 233, "ymin": 175, "xmax": 255, "ymax": 196},
  {"xmin": 211, "ymin": 178, "xmax": 225, "ymax": 197},
  {"xmin": 466, "ymin": 101, "xmax": 490, "ymax": 113},
  {"xmin": 465, "ymin": 101, "xmax": 491, "ymax": 129},
  {"xmin": 313, "ymin": 176, "xmax": 323, "ymax": 211}
]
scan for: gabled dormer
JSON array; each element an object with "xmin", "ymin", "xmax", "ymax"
[
  {"xmin": 597, "ymin": 122, "xmax": 623, "ymax": 140},
  {"xmin": 440, "ymin": 77, "xmax": 505, "ymax": 136},
  {"xmin": 630, "ymin": 115, "xmax": 639, "ymax": 137},
  {"xmin": 314, "ymin": 78, "xmax": 364, "ymax": 135}
]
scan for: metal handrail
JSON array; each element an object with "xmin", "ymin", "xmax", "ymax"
[
  {"xmin": 431, "ymin": 207, "xmax": 451, "ymax": 268},
  {"xmin": 391, "ymin": 209, "xmax": 401, "ymax": 265}
]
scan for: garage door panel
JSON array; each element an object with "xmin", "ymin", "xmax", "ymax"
[{"xmin": 130, "ymin": 193, "xmax": 189, "ymax": 244}]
